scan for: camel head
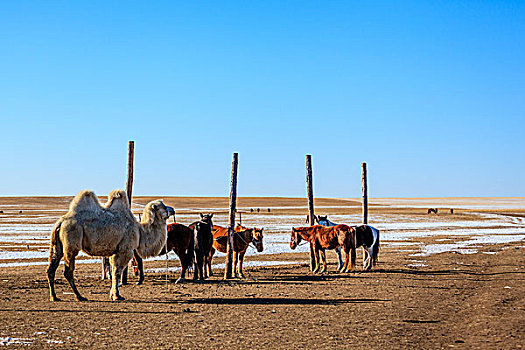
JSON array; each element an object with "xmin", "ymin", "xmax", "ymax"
[{"xmin": 142, "ymin": 200, "xmax": 175, "ymax": 225}]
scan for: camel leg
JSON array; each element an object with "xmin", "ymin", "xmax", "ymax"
[
  {"xmin": 133, "ymin": 251, "xmax": 144, "ymax": 285},
  {"xmin": 335, "ymin": 246, "xmax": 344, "ymax": 270},
  {"xmin": 46, "ymin": 244, "xmax": 63, "ymax": 302},
  {"xmin": 63, "ymin": 252, "xmax": 86, "ymax": 302},
  {"xmin": 239, "ymin": 251, "xmax": 246, "ymax": 278},
  {"xmin": 109, "ymin": 252, "xmax": 131, "ymax": 301}
]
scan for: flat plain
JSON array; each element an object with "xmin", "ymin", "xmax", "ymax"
[{"xmin": 0, "ymin": 196, "xmax": 524, "ymax": 349}]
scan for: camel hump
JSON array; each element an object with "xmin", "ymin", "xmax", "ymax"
[
  {"xmin": 105, "ymin": 189, "xmax": 130, "ymax": 211},
  {"xmin": 69, "ymin": 190, "xmax": 102, "ymax": 213}
]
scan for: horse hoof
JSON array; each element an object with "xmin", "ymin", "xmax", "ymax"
[
  {"xmin": 112, "ymin": 295, "xmax": 125, "ymax": 301},
  {"xmin": 175, "ymin": 278, "xmax": 185, "ymax": 284},
  {"xmin": 50, "ymin": 296, "xmax": 61, "ymax": 302},
  {"xmin": 76, "ymin": 296, "xmax": 88, "ymax": 302},
  {"xmin": 136, "ymin": 280, "xmax": 143, "ymax": 285}
]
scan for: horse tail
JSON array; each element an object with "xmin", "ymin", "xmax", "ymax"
[{"xmin": 372, "ymin": 227, "xmax": 380, "ymax": 266}]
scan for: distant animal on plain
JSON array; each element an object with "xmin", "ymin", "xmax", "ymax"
[
  {"xmin": 189, "ymin": 213, "xmax": 214, "ymax": 280},
  {"xmin": 46, "ymin": 189, "xmax": 174, "ymax": 301},
  {"xmin": 450, "ymin": 209, "xmax": 454, "ymax": 214},
  {"xmin": 427, "ymin": 208, "xmax": 438, "ymax": 214},
  {"xmin": 208, "ymin": 224, "xmax": 264, "ymax": 278},
  {"xmin": 290, "ymin": 225, "xmax": 356, "ymax": 274}
]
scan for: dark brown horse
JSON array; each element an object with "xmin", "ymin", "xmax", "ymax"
[
  {"xmin": 208, "ymin": 225, "xmax": 264, "ymax": 278},
  {"xmin": 131, "ymin": 222, "xmax": 194, "ymax": 284},
  {"xmin": 427, "ymin": 208, "xmax": 438, "ymax": 214},
  {"xmin": 290, "ymin": 225, "xmax": 356, "ymax": 273},
  {"xmin": 188, "ymin": 213, "xmax": 214, "ymax": 281}
]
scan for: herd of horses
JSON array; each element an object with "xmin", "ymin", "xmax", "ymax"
[{"xmin": 127, "ymin": 213, "xmax": 379, "ymax": 285}]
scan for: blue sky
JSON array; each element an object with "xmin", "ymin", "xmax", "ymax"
[{"xmin": 0, "ymin": 1, "xmax": 523, "ymax": 197}]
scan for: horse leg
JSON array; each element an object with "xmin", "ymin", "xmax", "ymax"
[
  {"xmin": 319, "ymin": 249, "xmax": 327, "ymax": 273},
  {"xmin": 63, "ymin": 252, "xmax": 86, "ymax": 301},
  {"xmin": 46, "ymin": 243, "xmax": 63, "ymax": 302},
  {"xmin": 195, "ymin": 252, "xmax": 204, "ymax": 281},
  {"xmin": 341, "ymin": 247, "xmax": 349, "ymax": 273},
  {"xmin": 233, "ymin": 251, "xmax": 239, "ymax": 278},
  {"xmin": 133, "ymin": 251, "xmax": 144, "ymax": 285},
  {"xmin": 335, "ymin": 246, "xmax": 344, "ymax": 270},
  {"xmin": 309, "ymin": 244, "xmax": 316, "ymax": 272},
  {"xmin": 207, "ymin": 248, "xmax": 215, "ymax": 277},
  {"xmin": 239, "ymin": 251, "xmax": 246, "ymax": 278},
  {"xmin": 312, "ymin": 246, "xmax": 321, "ymax": 274},
  {"xmin": 364, "ymin": 247, "xmax": 373, "ymax": 270}
]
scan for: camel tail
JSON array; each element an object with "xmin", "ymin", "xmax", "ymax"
[{"xmin": 50, "ymin": 220, "xmax": 62, "ymax": 246}]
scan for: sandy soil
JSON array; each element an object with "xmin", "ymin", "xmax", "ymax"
[{"xmin": 0, "ymin": 241, "xmax": 523, "ymax": 349}]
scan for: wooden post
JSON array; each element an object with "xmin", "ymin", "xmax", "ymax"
[
  {"xmin": 224, "ymin": 153, "xmax": 238, "ymax": 279},
  {"xmin": 362, "ymin": 162, "xmax": 368, "ymax": 225},
  {"xmin": 306, "ymin": 155, "xmax": 316, "ymax": 271},
  {"xmin": 121, "ymin": 141, "xmax": 134, "ymax": 284}
]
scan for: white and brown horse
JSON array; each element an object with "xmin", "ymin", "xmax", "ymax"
[{"xmin": 353, "ymin": 224, "xmax": 380, "ymax": 270}]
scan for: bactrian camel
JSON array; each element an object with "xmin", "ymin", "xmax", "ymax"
[{"xmin": 46, "ymin": 189, "xmax": 174, "ymax": 301}]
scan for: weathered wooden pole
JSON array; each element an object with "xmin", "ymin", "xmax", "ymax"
[
  {"xmin": 121, "ymin": 141, "xmax": 135, "ymax": 284},
  {"xmin": 306, "ymin": 155, "xmax": 316, "ymax": 271},
  {"xmin": 224, "ymin": 153, "xmax": 239, "ymax": 279},
  {"xmin": 362, "ymin": 162, "xmax": 368, "ymax": 225}
]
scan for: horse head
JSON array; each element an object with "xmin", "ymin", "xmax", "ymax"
[
  {"xmin": 199, "ymin": 213, "xmax": 214, "ymax": 226},
  {"xmin": 252, "ymin": 228, "xmax": 264, "ymax": 252},
  {"xmin": 290, "ymin": 227, "xmax": 302, "ymax": 250}
]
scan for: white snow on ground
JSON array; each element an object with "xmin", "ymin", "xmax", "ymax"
[{"xmin": 0, "ymin": 207, "xmax": 524, "ymax": 266}]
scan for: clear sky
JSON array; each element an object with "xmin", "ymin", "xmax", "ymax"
[{"xmin": 0, "ymin": 1, "xmax": 523, "ymax": 197}]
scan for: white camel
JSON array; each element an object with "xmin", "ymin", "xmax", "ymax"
[{"xmin": 46, "ymin": 189, "xmax": 174, "ymax": 301}]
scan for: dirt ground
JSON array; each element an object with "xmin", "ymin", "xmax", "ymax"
[{"xmin": 0, "ymin": 241, "xmax": 523, "ymax": 349}]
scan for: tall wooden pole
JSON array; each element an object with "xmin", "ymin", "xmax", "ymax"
[
  {"xmin": 121, "ymin": 141, "xmax": 135, "ymax": 285},
  {"xmin": 362, "ymin": 162, "xmax": 368, "ymax": 225},
  {"xmin": 224, "ymin": 153, "xmax": 238, "ymax": 279},
  {"xmin": 306, "ymin": 155, "xmax": 316, "ymax": 271}
]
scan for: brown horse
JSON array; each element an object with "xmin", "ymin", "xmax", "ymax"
[
  {"xmin": 131, "ymin": 222, "xmax": 194, "ymax": 284},
  {"xmin": 208, "ymin": 225, "xmax": 264, "ymax": 278},
  {"xmin": 290, "ymin": 225, "xmax": 356, "ymax": 273}
]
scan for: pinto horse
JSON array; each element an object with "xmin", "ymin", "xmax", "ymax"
[
  {"xmin": 353, "ymin": 224, "xmax": 380, "ymax": 270},
  {"xmin": 290, "ymin": 225, "xmax": 356, "ymax": 274},
  {"xmin": 208, "ymin": 225, "xmax": 264, "ymax": 278}
]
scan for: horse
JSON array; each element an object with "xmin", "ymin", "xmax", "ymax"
[
  {"xmin": 128, "ymin": 222, "xmax": 194, "ymax": 284},
  {"xmin": 290, "ymin": 225, "xmax": 356, "ymax": 274},
  {"xmin": 353, "ymin": 224, "xmax": 380, "ymax": 270},
  {"xmin": 304, "ymin": 215, "xmax": 344, "ymax": 271},
  {"xmin": 208, "ymin": 224, "xmax": 264, "ymax": 278},
  {"xmin": 189, "ymin": 213, "xmax": 214, "ymax": 281},
  {"xmin": 427, "ymin": 208, "xmax": 438, "ymax": 214}
]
